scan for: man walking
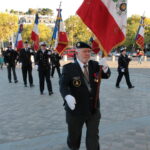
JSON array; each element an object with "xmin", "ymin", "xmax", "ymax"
[
  {"xmin": 19, "ymin": 41, "xmax": 35, "ymax": 87},
  {"xmin": 59, "ymin": 41, "xmax": 111, "ymax": 150},
  {"xmin": 4, "ymin": 42, "xmax": 18, "ymax": 83},
  {"xmin": 35, "ymin": 42, "xmax": 53, "ymax": 95},
  {"xmin": 116, "ymin": 47, "xmax": 134, "ymax": 89}
]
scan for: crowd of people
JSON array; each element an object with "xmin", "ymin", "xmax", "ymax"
[
  {"xmin": 1, "ymin": 41, "xmax": 62, "ymax": 95},
  {"xmin": 0, "ymin": 41, "xmax": 137, "ymax": 150}
]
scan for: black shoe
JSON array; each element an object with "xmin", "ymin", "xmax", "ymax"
[
  {"xmin": 15, "ymin": 80, "xmax": 18, "ymax": 83},
  {"xmin": 24, "ymin": 84, "xmax": 27, "ymax": 87},
  {"xmin": 30, "ymin": 84, "xmax": 34, "ymax": 87},
  {"xmin": 49, "ymin": 91, "xmax": 53, "ymax": 95},
  {"xmin": 40, "ymin": 91, "xmax": 43, "ymax": 95},
  {"xmin": 129, "ymin": 86, "xmax": 135, "ymax": 89},
  {"xmin": 9, "ymin": 81, "xmax": 12, "ymax": 83},
  {"xmin": 116, "ymin": 85, "xmax": 120, "ymax": 88}
]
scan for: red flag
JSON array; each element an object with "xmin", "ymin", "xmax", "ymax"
[
  {"xmin": 15, "ymin": 24, "xmax": 23, "ymax": 51},
  {"xmin": 90, "ymin": 37, "xmax": 100, "ymax": 54},
  {"xmin": 136, "ymin": 16, "xmax": 145, "ymax": 50},
  {"xmin": 76, "ymin": 0, "xmax": 127, "ymax": 55},
  {"xmin": 55, "ymin": 16, "xmax": 68, "ymax": 54},
  {"xmin": 31, "ymin": 14, "xmax": 39, "ymax": 50}
]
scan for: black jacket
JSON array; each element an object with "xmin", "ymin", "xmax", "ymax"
[
  {"xmin": 4, "ymin": 48, "xmax": 18, "ymax": 66},
  {"xmin": 35, "ymin": 50, "xmax": 51, "ymax": 70},
  {"xmin": 19, "ymin": 48, "xmax": 34, "ymax": 67},
  {"xmin": 50, "ymin": 53, "xmax": 61, "ymax": 67},
  {"xmin": 118, "ymin": 54, "xmax": 131, "ymax": 72},
  {"xmin": 59, "ymin": 60, "xmax": 111, "ymax": 116}
]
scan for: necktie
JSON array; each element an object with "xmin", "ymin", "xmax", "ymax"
[{"xmin": 83, "ymin": 64, "xmax": 89, "ymax": 81}]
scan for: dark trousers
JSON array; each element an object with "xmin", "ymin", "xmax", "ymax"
[
  {"xmin": 38, "ymin": 69, "xmax": 52, "ymax": 93},
  {"xmin": 22, "ymin": 66, "xmax": 33, "ymax": 85},
  {"xmin": 116, "ymin": 70, "xmax": 132, "ymax": 88},
  {"xmin": 7, "ymin": 65, "xmax": 17, "ymax": 82},
  {"xmin": 51, "ymin": 66, "xmax": 61, "ymax": 78},
  {"xmin": 66, "ymin": 110, "xmax": 100, "ymax": 150}
]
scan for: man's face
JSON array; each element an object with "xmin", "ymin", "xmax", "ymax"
[
  {"xmin": 122, "ymin": 50, "xmax": 126, "ymax": 55},
  {"xmin": 24, "ymin": 43, "xmax": 28, "ymax": 48},
  {"xmin": 41, "ymin": 45, "xmax": 46, "ymax": 50},
  {"xmin": 76, "ymin": 48, "xmax": 91, "ymax": 64}
]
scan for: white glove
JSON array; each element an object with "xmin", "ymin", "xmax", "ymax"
[
  {"xmin": 65, "ymin": 95, "xmax": 76, "ymax": 110},
  {"xmin": 35, "ymin": 65, "xmax": 38, "ymax": 70},
  {"xmin": 99, "ymin": 57, "xmax": 108, "ymax": 73},
  {"xmin": 5, "ymin": 63, "xmax": 8, "ymax": 66},
  {"xmin": 121, "ymin": 68, "xmax": 125, "ymax": 72},
  {"xmin": 19, "ymin": 63, "xmax": 22, "ymax": 67},
  {"xmin": 30, "ymin": 49, "xmax": 33, "ymax": 53}
]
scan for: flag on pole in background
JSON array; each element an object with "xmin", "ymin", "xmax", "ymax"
[
  {"xmin": 55, "ymin": 19, "xmax": 68, "ymax": 54},
  {"xmin": 52, "ymin": 8, "xmax": 68, "ymax": 54},
  {"xmin": 15, "ymin": 24, "xmax": 23, "ymax": 51},
  {"xmin": 90, "ymin": 37, "xmax": 100, "ymax": 54},
  {"xmin": 31, "ymin": 13, "xmax": 39, "ymax": 51},
  {"xmin": 135, "ymin": 16, "xmax": 145, "ymax": 50},
  {"xmin": 76, "ymin": 0, "xmax": 127, "ymax": 55}
]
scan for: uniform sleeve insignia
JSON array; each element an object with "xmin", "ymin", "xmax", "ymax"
[{"xmin": 73, "ymin": 79, "xmax": 81, "ymax": 87}]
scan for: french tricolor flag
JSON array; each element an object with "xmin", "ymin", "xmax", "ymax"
[
  {"xmin": 15, "ymin": 24, "xmax": 23, "ymax": 51},
  {"xmin": 31, "ymin": 13, "xmax": 39, "ymax": 51},
  {"xmin": 136, "ymin": 16, "xmax": 145, "ymax": 50},
  {"xmin": 77, "ymin": 0, "xmax": 127, "ymax": 55}
]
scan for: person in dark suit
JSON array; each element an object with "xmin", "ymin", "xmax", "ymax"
[
  {"xmin": 116, "ymin": 47, "xmax": 134, "ymax": 89},
  {"xmin": 35, "ymin": 42, "xmax": 53, "ymax": 95},
  {"xmin": 59, "ymin": 41, "xmax": 111, "ymax": 150},
  {"xmin": 50, "ymin": 51, "xmax": 62, "ymax": 78},
  {"xmin": 4, "ymin": 42, "xmax": 18, "ymax": 83},
  {"xmin": 19, "ymin": 41, "xmax": 35, "ymax": 87}
]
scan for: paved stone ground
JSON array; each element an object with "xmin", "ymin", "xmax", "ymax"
[{"xmin": 0, "ymin": 60, "xmax": 150, "ymax": 150}]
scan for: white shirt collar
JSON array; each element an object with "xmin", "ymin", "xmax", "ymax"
[{"xmin": 77, "ymin": 58, "xmax": 88, "ymax": 72}]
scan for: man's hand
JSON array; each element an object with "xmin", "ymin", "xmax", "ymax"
[
  {"xmin": 99, "ymin": 57, "xmax": 108, "ymax": 73},
  {"xmin": 65, "ymin": 95, "xmax": 76, "ymax": 110}
]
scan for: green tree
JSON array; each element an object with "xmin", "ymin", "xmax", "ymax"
[
  {"xmin": 65, "ymin": 15, "xmax": 92, "ymax": 47},
  {"xmin": 22, "ymin": 24, "xmax": 52, "ymax": 45},
  {"xmin": 0, "ymin": 13, "xmax": 18, "ymax": 42}
]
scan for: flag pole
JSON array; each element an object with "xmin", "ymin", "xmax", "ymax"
[
  {"xmin": 94, "ymin": 52, "xmax": 105, "ymax": 109},
  {"xmin": 50, "ymin": 1, "xmax": 62, "ymax": 50}
]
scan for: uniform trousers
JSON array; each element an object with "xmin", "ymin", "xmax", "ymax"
[
  {"xmin": 22, "ymin": 66, "xmax": 33, "ymax": 86},
  {"xmin": 116, "ymin": 70, "xmax": 132, "ymax": 88},
  {"xmin": 51, "ymin": 66, "xmax": 61, "ymax": 78},
  {"xmin": 66, "ymin": 110, "xmax": 100, "ymax": 150},
  {"xmin": 7, "ymin": 65, "xmax": 17, "ymax": 82},
  {"xmin": 38, "ymin": 69, "xmax": 52, "ymax": 93}
]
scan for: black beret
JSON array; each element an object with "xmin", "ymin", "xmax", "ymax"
[
  {"xmin": 40, "ymin": 42, "xmax": 47, "ymax": 46},
  {"xmin": 76, "ymin": 41, "xmax": 91, "ymax": 49},
  {"xmin": 9, "ymin": 42, "xmax": 12, "ymax": 46},
  {"xmin": 24, "ymin": 40, "xmax": 28, "ymax": 44}
]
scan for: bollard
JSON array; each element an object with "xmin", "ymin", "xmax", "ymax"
[
  {"xmin": 31, "ymin": 56, "xmax": 34, "ymax": 63},
  {"xmin": 144, "ymin": 56, "xmax": 147, "ymax": 62},
  {"xmin": 95, "ymin": 54, "xmax": 100, "ymax": 62},
  {"xmin": 63, "ymin": 55, "xmax": 67, "ymax": 62},
  {"xmin": 112, "ymin": 55, "xmax": 115, "ymax": 62}
]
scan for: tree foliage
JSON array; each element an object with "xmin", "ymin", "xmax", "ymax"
[
  {"xmin": 65, "ymin": 15, "xmax": 92, "ymax": 47},
  {"xmin": 21, "ymin": 24, "xmax": 52, "ymax": 45},
  {"xmin": 0, "ymin": 13, "xmax": 18, "ymax": 41},
  {"xmin": 10, "ymin": 8, "xmax": 54, "ymax": 16}
]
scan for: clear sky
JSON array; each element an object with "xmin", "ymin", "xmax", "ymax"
[{"xmin": 0, "ymin": 0, "xmax": 149, "ymax": 19}]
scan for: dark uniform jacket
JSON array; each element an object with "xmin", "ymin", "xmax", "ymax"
[
  {"xmin": 118, "ymin": 54, "xmax": 131, "ymax": 72},
  {"xmin": 4, "ymin": 48, "xmax": 18, "ymax": 66},
  {"xmin": 19, "ymin": 48, "xmax": 34, "ymax": 67},
  {"xmin": 59, "ymin": 60, "xmax": 111, "ymax": 116},
  {"xmin": 50, "ymin": 53, "xmax": 61, "ymax": 67},
  {"xmin": 35, "ymin": 50, "xmax": 51, "ymax": 70}
]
